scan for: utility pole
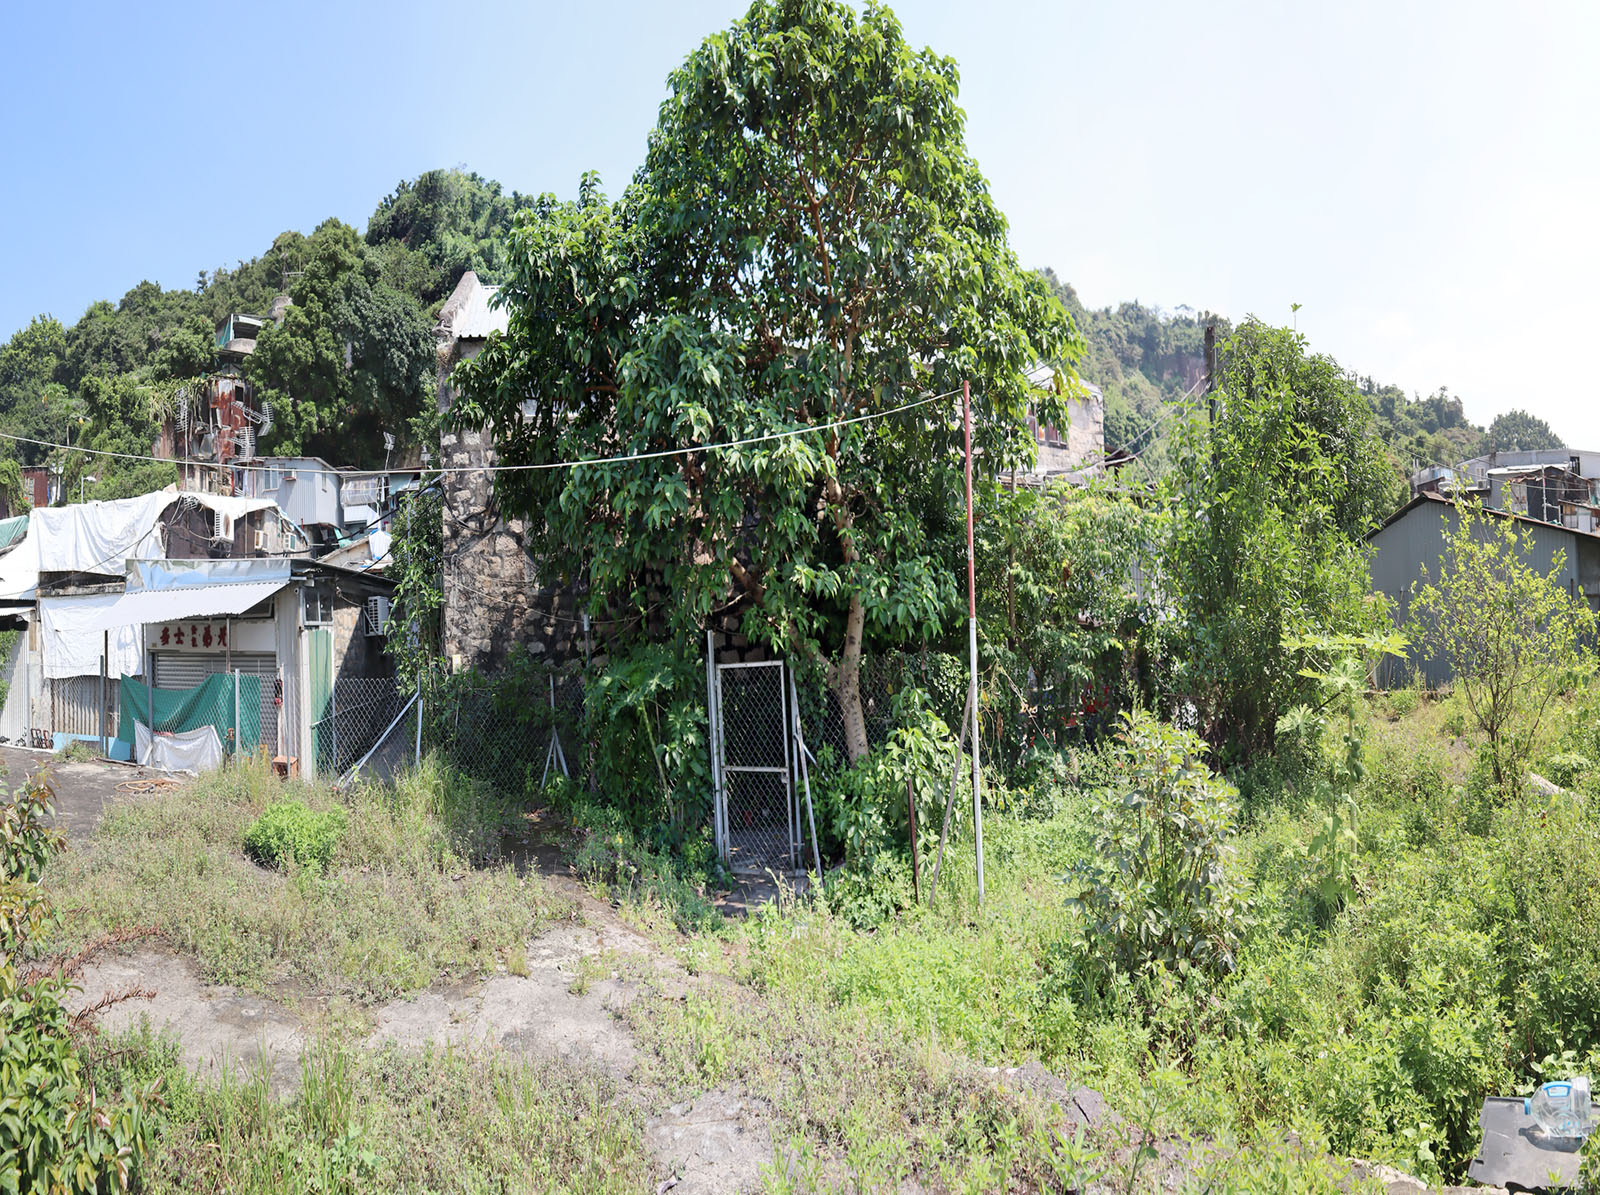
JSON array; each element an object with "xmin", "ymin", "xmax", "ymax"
[
  {"xmin": 962, "ymin": 381, "xmax": 984, "ymax": 907},
  {"xmin": 1204, "ymin": 324, "xmax": 1217, "ymax": 426}
]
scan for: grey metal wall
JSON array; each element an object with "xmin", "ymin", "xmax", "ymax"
[{"xmin": 1369, "ymin": 501, "xmax": 1600, "ymax": 687}]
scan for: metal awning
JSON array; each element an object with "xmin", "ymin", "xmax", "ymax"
[{"xmin": 80, "ymin": 578, "xmax": 290, "ymax": 632}]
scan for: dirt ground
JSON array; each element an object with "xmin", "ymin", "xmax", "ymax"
[
  {"xmin": 0, "ymin": 744, "xmax": 174, "ymax": 842},
  {"xmin": 46, "ymin": 760, "xmax": 775, "ymax": 1194}
]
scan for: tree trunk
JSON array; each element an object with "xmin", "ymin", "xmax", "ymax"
[{"xmin": 833, "ymin": 590, "xmax": 870, "ymax": 763}]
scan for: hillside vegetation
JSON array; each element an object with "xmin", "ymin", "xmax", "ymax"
[{"xmin": 0, "ymin": 169, "xmax": 533, "ymax": 493}]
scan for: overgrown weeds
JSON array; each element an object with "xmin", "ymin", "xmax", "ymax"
[
  {"xmin": 44, "ymin": 754, "xmax": 575, "ymax": 1001},
  {"xmin": 89, "ymin": 1026, "xmax": 651, "ymax": 1194}
]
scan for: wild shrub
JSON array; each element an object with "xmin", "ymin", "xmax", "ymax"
[
  {"xmin": 1540, "ymin": 751, "xmax": 1593, "ymax": 792},
  {"xmin": 243, "ymin": 799, "xmax": 347, "ymax": 871},
  {"xmin": 1410, "ymin": 500, "xmax": 1597, "ymax": 789},
  {"xmin": 1066, "ymin": 710, "xmax": 1251, "ymax": 986},
  {"xmin": 1489, "ymin": 798, "xmax": 1600, "ymax": 1064},
  {"xmin": 1, "ymin": 775, "xmax": 154, "ymax": 1193},
  {"xmin": 568, "ymin": 801, "xmax": 723, "ymax": 935},
  {"xmin": 815, "ymin": 687, "xmax": 952, "ymax": 868}
]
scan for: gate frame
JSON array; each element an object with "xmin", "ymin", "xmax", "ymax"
[{"xmin": 708, "ymin": 654, "xmax": 797, "ymax": 870}]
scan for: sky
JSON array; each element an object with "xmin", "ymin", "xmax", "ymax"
[{"xmin": 3, "ymin": 0, "xmax": 1597, "ymax": 443}]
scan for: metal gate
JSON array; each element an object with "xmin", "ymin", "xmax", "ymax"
[
  {"xmin": 152, "ymin": 652, "xmax": 280, "ymax": 755},
  {"xmin": 49, "ymin": 675, "xmax": 117, "ymax": 739},
  {"xmin": 709, "ymin": 658, "xmax": 797, "ymax": 872}
]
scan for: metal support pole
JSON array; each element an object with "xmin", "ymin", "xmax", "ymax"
[
  {"xmin": 147, "ymin": 653, "xmax": 155, "ymax": 765},
  {"xmin": 706, "ymin": 630, "xmax": 726, "ymax": 862},
  {"xmin": 963, "ymin": 380, "xmax": 985, "ymax": 906},
  {"xmin": 99, "ymin": 633, "xmax": 108, "ymax": 756},
  {"xmin": 330, "ymin": 672, "xmax": 338, "ymax": 773},
  {"xmin": 234, "ymin": 669, "xmax": 242, "ymax": 761},
  {"xmin": 414, "ymin": 674, "xmax": 423, "ymax": 767},
  {"xmin": 788, "ymin": 668, "xmax": 823, "ymax": 880}
]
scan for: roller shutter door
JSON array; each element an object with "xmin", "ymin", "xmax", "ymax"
[{"xmin": 151, "ymin": 652, "xmax": 279, "ymax": 754}]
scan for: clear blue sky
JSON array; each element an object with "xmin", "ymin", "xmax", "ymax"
[{"xmin": 4, "ymin": 1, "xmax": 1596, "ymax": 443}]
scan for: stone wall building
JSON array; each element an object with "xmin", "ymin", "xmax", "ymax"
[
  {"xmin": 1022, "ymin": 364, "xmax": 1106, "ymax": 484},
  {"xmin": 435, "ymin": 272, "xmax": 577, "ymax": 673}
]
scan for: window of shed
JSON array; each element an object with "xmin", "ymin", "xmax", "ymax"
[{"xmin": 302, "ymin": 584, "xmax": 334, "ymax": 626}]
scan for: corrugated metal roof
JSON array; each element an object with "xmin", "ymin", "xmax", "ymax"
[
  {"xmin": 438, "ymin": 271, "xmax": 508, "ymax": 341},
  {"xmin": 451, "ymin": 283, "xmax": 507, "ymax": 340}
]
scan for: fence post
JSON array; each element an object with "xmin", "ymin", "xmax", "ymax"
[
  {"xmin": 99, "ymin": 634, "xmax": 107, "ymax": 757},
  {"xmin": 705, "ymin": 630, "xmax": 725, "ymax": 863},
  {"xmin": 234, "ymin": 669, "xmax": 242, "ymax": 761},
  {"xmin": 330, "ymin": 673, "xmax": 339, "ymax": 774},
  {"xmin": 414, "ymin": 674, "xmax": 423, "ymax": 768},
  {"xmin": 147, "ymin": 656, "xmax": 154, "ymax": 765}
]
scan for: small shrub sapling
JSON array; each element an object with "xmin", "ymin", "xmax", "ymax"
[{"xmin": 1066, "ymin": 710, "xmax": 1251, "ymax": 986}]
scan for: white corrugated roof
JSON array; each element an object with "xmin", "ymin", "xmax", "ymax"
[{"xmin": 452, "ymin": 284, "xmax": 507, "ymax": 339}]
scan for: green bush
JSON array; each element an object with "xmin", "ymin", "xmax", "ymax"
[
  {"xmin": 243, "ymin": 799, "xmax": 347, "ymax": 871},
  {"xmin": 2, "ymin": 774, "xmax": 153, "ymax": 1193},
  {"xmin": 1541, "ymin": 751, "xmax": 1593, "ymax": 792},
  {"xmin": 1066, "ymin": 709, "xmax": 1251, "ymax": 986}
]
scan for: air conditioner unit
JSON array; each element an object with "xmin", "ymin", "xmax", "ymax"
[
  {"xmin": 254, "ymin": 530, "xmax": 268, "ymax": 552},
  {"xmin": 364, "ymin": 596, "xmax": 392, "ymax": 637}
]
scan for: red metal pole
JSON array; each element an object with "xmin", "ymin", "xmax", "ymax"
[
  {"xmin": 962, "ymin": 381, "xmax": 984, "ymax": 905},
  {"xmin": 964, "ymin": 382, "xmax": 976, "ymax": 620}
]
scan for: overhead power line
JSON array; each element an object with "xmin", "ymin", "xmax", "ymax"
[{"xmin": 0, "ymin": 388, "xmax": 962, "ymax": 481}]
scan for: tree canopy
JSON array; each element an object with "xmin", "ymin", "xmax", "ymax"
[
  {"xmin": 1161, "ymin": 321, "xmax": 1394, "ymax": 761},
  {"xmin": 1487, "ymin": 407, "xmax": 1563, "ymax": 454},
  {"xmin": 452, "ymin": 0, "xmax": 1079, "ymax": 760}
]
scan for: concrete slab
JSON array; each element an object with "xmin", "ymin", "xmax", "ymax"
[
  {"xmin": 68, "ymin": 947, "xmax": 305, "ymax": 1093},
  {"xmin": 0, "ymin": 745, "xmax": 178, "ymax": 844}
]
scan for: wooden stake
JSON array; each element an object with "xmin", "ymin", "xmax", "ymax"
[
  {"xmin": 907, "ymin": 773, "xmax": 921, "ymax": 904},
  {"xmin": 927, "ymin": 672, "xmax": 973, "ymax": 904}
]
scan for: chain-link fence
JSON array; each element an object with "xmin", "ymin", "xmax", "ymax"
[
  {"xmin": 312, "ymin": 674, "xmax": 416, "ymax": 779},
  {"xmin": 788, "ymin": 651, "xmax": 968, "ymax": 790},
  {"xmin": 422, "ymin": 665, "xmax": 585, "ymax": 796},
  {"xmin": 711, "ymin": 661, "xmax": 795, "ymax": 870}
]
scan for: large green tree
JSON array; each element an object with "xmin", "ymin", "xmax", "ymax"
[
  {"xmin": 1487, "ymin": 407, "xmax": 1563, "ymax": 454},
  {"xmin": 366, "ymin": 169, "xmax": 535, "ymax": 305},
  {"xmin": 247, "ymin": 220, "xmax": 434, "ymax": 465},
  {"xmin": 1162, "ymin": 321, "xmax": 1394, "ymax": 761},
  {"xmin": 453, "ymin": 0, "xmax": 1078, "ymax": 760}
]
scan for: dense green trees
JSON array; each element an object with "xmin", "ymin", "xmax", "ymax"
[
  {"xmin": 1487, "ymin": 407, "xmax": 1563, "ymax": 453},
  {"xmin": 0, "ymin": 168, "xmax": 529, "ymax": 489},
  {"xmin": 454, "ymin": 0, "xmax": 1077, "ymax": 763},
  {"xmin": 245, "ymin": 220, "xmax": 434, "ymax": 464},
  {"xmin": 1161, "ymin": 321, "xmax": 1394, "ymax": 761},
  {"xmin": 366, "ymin": 169, "xmax": 536, "ymax": 305}
]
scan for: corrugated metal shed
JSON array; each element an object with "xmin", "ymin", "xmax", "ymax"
[{"xmin": 1368, "ymin": 492, "xmax": 1600, "ymax": 687}]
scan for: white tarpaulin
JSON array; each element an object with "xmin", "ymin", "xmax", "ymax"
[
  {"xmin": 134, "ymin": 721, "xmax": 224, "ymax": 774},
  {"xmin": 39, "ymin": 594, "xmax": 144, "ymax": 680},
  {"xmin": 80, "ymin": 578, "xmax": 288, "ymax": 633},
  {"xmin": 0, "ymin": 489, "xmax": 279, "ymax": 602}
]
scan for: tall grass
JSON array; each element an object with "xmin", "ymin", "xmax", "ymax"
[
  {"xmin": 46, "ymin": 754, "xmax": 574, "ymax": 1000},
  {"xmin": 722, "ymin": 692, "xmax": 1600, "ymax": 1183},
  {"xmin": 91, "ymin": 1027, "xmax": 650, "ymax": 1194}
]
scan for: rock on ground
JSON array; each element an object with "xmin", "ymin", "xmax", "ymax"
[
  {"xmin": 646, "ymin": 1091, "xmax": 774, "ymax": 1195},
  {"xmin": 68, "ymin": 948, "xmax": 305, "ymax": 1093}
]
